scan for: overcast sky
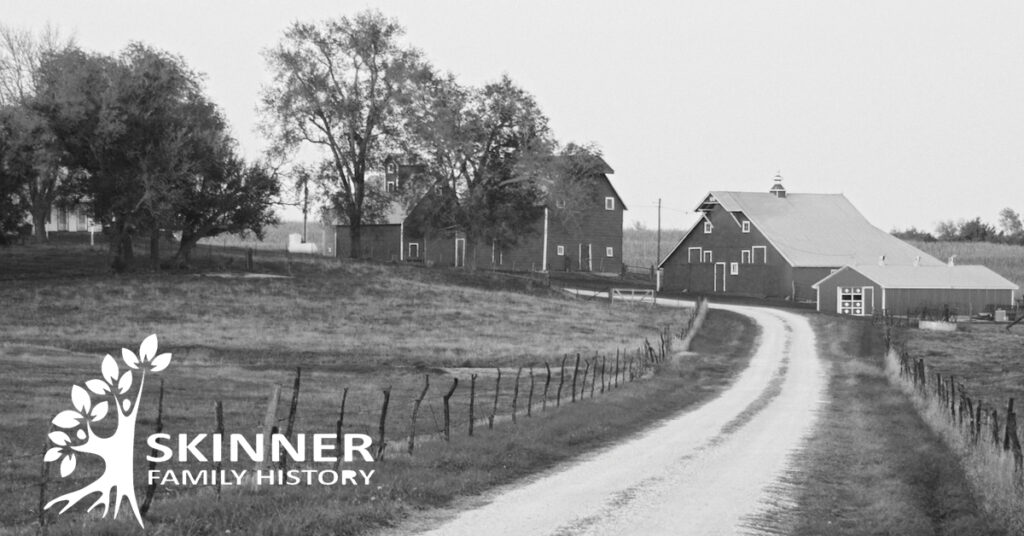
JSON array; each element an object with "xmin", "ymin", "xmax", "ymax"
[{"xmin": 6, "ymin": 1, "xmax": 1024, "ymax": 232}]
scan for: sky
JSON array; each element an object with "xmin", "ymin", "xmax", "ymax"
[{"xmin": 6, "ymin": 1, "xmax": 1024, "ymax": 232}]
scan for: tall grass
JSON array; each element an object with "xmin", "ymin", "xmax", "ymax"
[
  {"xmin": 909, "ymin": 240, "xmax": 1024, "ymax": 289},
  {"xmin": 622, "ymin": 228, "xmax": 687, "ymax": 269}
]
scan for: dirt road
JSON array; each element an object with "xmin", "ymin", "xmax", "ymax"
[{"xmin": 413, "ymin": 300, "xmax": 826, "ymax": 535}]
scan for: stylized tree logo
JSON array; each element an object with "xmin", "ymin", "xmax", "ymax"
[{"xmin": 44, "ymin": 334, "xmax": 172, "ymax": 528}]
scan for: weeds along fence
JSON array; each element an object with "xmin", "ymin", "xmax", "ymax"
[
  {"xmin": 884, "ymin": 329, "xmax": 1024, "ymax": 532},
  {"xmin": 32, "ymin": 299, "xmax": 710, "ymax": 529}
]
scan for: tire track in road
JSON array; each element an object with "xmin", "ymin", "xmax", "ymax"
[{"xmin": 413, "ymin": 300, "xmax": 826, "ymax": 536}]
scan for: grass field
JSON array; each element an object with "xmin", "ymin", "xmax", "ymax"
[
  {"xmin": 764, "ymin": 315, "xmax": 1002, "ymax": 535},
  {"xmin": 0, "ymin": 244, "xmax": 757, "ymax": 534}
]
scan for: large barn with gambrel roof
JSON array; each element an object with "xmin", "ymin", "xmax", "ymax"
[{"xmin": 657, "ymin": 175, "xmax": 945, "ymax": 301}]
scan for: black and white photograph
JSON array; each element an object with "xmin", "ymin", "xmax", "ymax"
[{"xmin": 2, "ymin": 2, "xmax": 1024, "ymax": 534}]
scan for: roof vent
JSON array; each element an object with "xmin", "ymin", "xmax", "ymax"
[
  {"xmin": 769, "ymin": 171, "xmax": 786, "ymax": 198},
  {"xmin": 878, "ymin": 255, "xmax": 886, "ymax": 267},
  {"xmin": 948, "ymin": 254, "xmax": 957, "ymax": 267},
  {"xmin": 913, "ymin": 256, "xmax": 921, "ymax": 267}
]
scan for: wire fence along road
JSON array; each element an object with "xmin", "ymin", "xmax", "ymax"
[{"xmin": 409, "ymin": 297, "xmax": 827, "ymax": 536}]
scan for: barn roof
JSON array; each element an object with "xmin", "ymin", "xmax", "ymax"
[
  {"xmin": 813, "ymin": 264, "xmax": 1019, "ymax": 290},
  {"xmin": 695, "ymin": 191, "xmax": 944, "ymax": 268}
]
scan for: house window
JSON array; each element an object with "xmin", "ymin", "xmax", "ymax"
[
  {"xmin": 742, "ymin": 221, "xmax": 750, "ymax": 233},
  {"xmin": 408, "ymin": 243, "xmax": 419, "ymax": 258},
  {"xmin": 741, "ymin": 250, "xmax": 751, "ymax": 264},
  {"xmin": 730, "ymin": 262, "xmax": 739, "ymax": 275},
  {"xmin": 556, "ymin": 245, "xmax": 565, "ymax": 256},
  {"xmin": 704, "ymin": 221, "xmax": 712, "ymax": 233},
  {"xmin": 555, "ymin": 199, "xmax": 566, "ymax": 209},
  {"xmin": 605, "ymin": 197, "xmax": 615, "ymax": 210},
  {"xmin": 687, "ymin": 247, "xmax": 702, "ymax": 263},
  {"xmin": 606, "ymin": 247, "xmax": 614, "ymax": 257},
  {"xmin": 386, "ymin": 162, "xmax": 397, "ymax": 174},
  {"xmin": 702, "ymin": 250, "xmax": 713, "ymax": 263},
  {"xmin": 386, "ymin": 181, "xmax": 397, "ymax": 193},
  {"xmin": 838, "ymin": 287, "xmax": 866, "ymax": 316}
]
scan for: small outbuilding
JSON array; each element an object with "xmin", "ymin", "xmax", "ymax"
[{"xmin": 812, "ymin": 264, "xmax": 1019, "ymax": 317}]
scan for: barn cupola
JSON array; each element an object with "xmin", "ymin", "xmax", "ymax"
[{"xmin": 769, "ymin": 171, "xmax": 787, "ymax": 198}]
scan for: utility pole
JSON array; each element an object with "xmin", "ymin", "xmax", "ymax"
[{"xmin": 656, "ymin": 198, "xmax": 662, "ymax": 265}]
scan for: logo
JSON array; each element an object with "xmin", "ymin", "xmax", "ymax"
[{"xmin": 43, "ymin": 334, "xmax": 171, "ymax": 528}]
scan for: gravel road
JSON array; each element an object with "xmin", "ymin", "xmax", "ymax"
[{"xmin": 410, "ymin": 299, "xmax": 826, "ymax": 535}]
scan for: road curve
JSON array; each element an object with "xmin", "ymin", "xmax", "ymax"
[{"xmin": 413, "ymin": 299, "xmax": 827, "ymax": 535}]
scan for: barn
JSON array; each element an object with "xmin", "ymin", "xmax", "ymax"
[
  {"xmin": 812, "ymin": 263, "xmax": 1019, "ymax": 317},
  {"xmin": 657, "ymin": 175, "xmax": 945, "ymax": 300},
  {"xmin": 328, "ymin": 156, "xmax": 625, "ymax": 273}
]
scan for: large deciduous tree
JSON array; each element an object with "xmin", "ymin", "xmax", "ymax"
[{"xmin": 261, "ymin": 10, "xmax": 430, "ymax": 258}]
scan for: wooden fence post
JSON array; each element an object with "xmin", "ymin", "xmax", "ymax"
[
  {"xmin": 38, "ymin": 430, "xmax": 51, "ymax": 535},
  {"xmin": 601, "ymin": 356, "xmax": 607, "ymax": 393},
  {"xmin": 571, "ymin": 354, "xmax": 581, "ymax": 403},
  {"xmin": 489, "ymin": 368, "xmax": 501, "ymax": 429},
  {"xmin": 557, "ymin": 356, "xmax": 567, "ymax": 407},
  {"xmin": 992, "ymin": 408, "xmax": 1001, "ymax": 446},
  {"xmin": 333, "ymin": 387, "xmax": 349, "ymax": 471},
  {"xmin": 527, "ymin": 368, "xmax": 535, "ymax": 417},
  {"xmin": 511, "ymin": 368, "xmax": 522, "ymax": 423},
  {"xmin": 580, "ymin": 359, "xmax": 590, "ymax": 401},
  {"xmin": 281, "ymin": 367, "xmax": 301, "ymax": 471},
  {"xmin": 590, "ymin": 357, "xmax": 597, "ymax": 398},
  {"xmin": 543, "ymin": 363, "xmax": 552, "ymax": 411},
  {"xmin": 443, "ymin": 378, "xmax": 458, "ymax": 441},
  {"xmin": 140, "ymin": 378, "xmax": 164, "ymax": 514},
  {"xmin": 377, "ymin": 387, "xmax": 391, "ymax": 460},
  {"xmin": 614, "ymin": 351, "xmax": 620, "ymax": 388},
  {"xmin": 469, "ymin": 374, "xmax": 477, "ymax": 436},
  {"xmin": 214, "ymin": 401, "xmax": 225, "ymax": 497},
  {"xmin": 1005, "ymin": 399, "xmax": 1016, "ymax": 451},
  {"xmin": 408, "ymin": 375, "xmax": 430, "ymax": 455}
]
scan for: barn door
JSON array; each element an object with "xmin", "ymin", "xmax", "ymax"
[
  {"xmin": 714, "ymin": 262, "xmax": 727, "ymax": 292},
  {"xmin": 454, "ymin": 238, "xmax": 466, "ymax": 268}
]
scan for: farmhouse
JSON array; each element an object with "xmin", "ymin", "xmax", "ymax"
[
  {"xmin": 812, "ymin": 263, "xmax": 1018, "ymax": 317},
  {"xmin": 658, "ymin": 175, "xmax": 945, "ymax": 300},
  {"xmin": 327, "ymin": 156, "xmax": 625, "ymax": 273}
]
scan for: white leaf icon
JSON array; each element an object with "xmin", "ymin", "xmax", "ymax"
[
  {"xmin": 122, "ymin": 399, "xmax": 131, "ymax": 413},
  {"xmin": 76, "ymin": 429, "xmax": 86, "ymax": 440},
  {"xmin": 52, "ymin": 410, "xmax": 81, "ymax": 429},
  {"xmin": 101, "ymin": 354, "xmax": 119, "ymax": 384},
  {"xmin": 118, "ymin": 371, "xmax": 133, "ymax": 395},
  {"xmin": 71, "ymin": 385, "xmax": 91, "ymax": 414},
  {"xmin": 122, "ymin": 348, "xmax": 140, "ymax": 369},
  {"xmin": 43, "ymin": 448, "xmax": 62, "ymax": 463},
  {"xmin": 85, "ymin": 379, "xmax": 110, "ymax": 395},
  {"xmin": 150, "ymin": 353, "xmax": 172, "ymax": 372},
  {"xmin": 140, "ymin": 334, "xmax": 158, "ymax": 362},
  {"xmin": 59, "ymin": 454, "xmax": 76, "ymax": 477},
  {"xmin": 48, "ymin": 431, "xmax": 70, "ymax": 446},
  {"xmin": 91, "ymin": 401, "xmax": 108, "ymax": 421}
]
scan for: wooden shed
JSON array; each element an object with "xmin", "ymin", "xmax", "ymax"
[{"xmin": 812, "ymin": 264, "xmax": 1019, "ymax": 317}]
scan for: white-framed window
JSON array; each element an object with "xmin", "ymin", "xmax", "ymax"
[
  {"xmin": 838, "ymin": 287, "xmax": 866, "ymax": 316},
  {"xmin": 605, "ymin": 197, "xmax": 615, "ymax": 210},
  {"xmin": 704, "ymin": 221, "xmax": 713, "ymax": 233},
  {"xmin": 556, "ymin": 245, "xmax": 565, "ymax": 256},
  {"xmin": 730, "ymin": 262, "xmax": 739, "ymax": 275},
  {"xmin": 742, "ymin": 221, "xmax": 750, "ymax": 233},
  {"xmin": 687, "ymin": 247, "xmax": 702, "ymax": 263},
  {"xmin": 741, "ymin": 250, "xmax": 751, "ymax": 264},
  {"xmin": 751, "ymin": 246, "xmax": 767, "ymax": 264},
  {"xmin": 702, "ymin": 250, "xmax": 713, "ymax": 263},
  {"xmin": 408, "ymin": 242, "xmax": 419, "ymax": 258},
  {"xmin": 386, "ymin": 181, "xmax": 397, "ymax": 193},
  {"xmin": 556, "ymin": 199, "xmax": 566, "ymax": 209},
  {"xmin": 606, "ymin": 247, "xmax": 614, "ymax": 257},
  {"xmin": 386, "ymin": 162, "xmax": 397, "ymax": 174}
]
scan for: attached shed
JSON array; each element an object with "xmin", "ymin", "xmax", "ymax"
[{"xmin": 812, "ymin": 264, "xmax": 1019, "ymax": 317}]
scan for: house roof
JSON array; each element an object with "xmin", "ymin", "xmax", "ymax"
[
  {"xmin": 672, "ymin": 191, "xmax": 944, "ymax": 268},
  {"xmin": 813, "ymin": 264, "xmax": 1019, "ymax": 290}
]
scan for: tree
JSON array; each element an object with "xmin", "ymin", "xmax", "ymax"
[
  {"xmin": 0, "ymin": 24, "xmax": 75, "ymax": 240},
  {"xmin": 957, "ymin": 217, "xmax": 997, "ymax": 242},
  {"xmin": 935, "ymin": 219, "xmax": 960, "ymax": 241},
  {"xmin": 404, "ymin": 74, "xmax": 553, "ymax": 260},
  {"xmin": 998, "ymin": 207, "xmax": 1022, "ymax": 236},
  {"xmin": 261, "ymin": 10, "xmax": 430, "ymax": 258},
  {"xmin": 890, "ymin": 226, "xmax": 936, "ymax": 242}
]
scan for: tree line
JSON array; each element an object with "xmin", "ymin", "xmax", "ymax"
[
  {"xmin": 1, "ymin": 11, "xmax": 603, "ymax": 269},
  {"xmin": 892, "ymin": 208, "xmax": 1024, "ymax": 245}
]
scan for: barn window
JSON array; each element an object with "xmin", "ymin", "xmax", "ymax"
[
  {"xmin": 605, "ymin": 197, "xmax": 615, "ymax": 210},
  {"xmin": 556, "ymin": 199, "xmax": 566, "ymax": 209},
  {"xmin": 702, "ymin": 250, "xmax": 713, "ymax": 263},
  {"xmin": 742, "ymin": 221, "xmax": 750, "ymax": 233},
  {"xmin": 741, "ymin": 250, "xmax": 751, "ymax": 264},
  {"xmin": 730, "ymin": 262, "xmax": 739, "ymax": 275},
  {"xmin": 556, "ymin": 245, "xmax": 565, "ymax": 256},
  {"xmin": 386, "ymin": 181, "xmax": 397, "ymax": 193},
  {"xmin": 606, "ymin": 247, "xmax": 614, "ymax": 257},
  {"xmin": 704, "ymin": 221, "xmax": 712, "ymax": 233},
  {"xmin": 408, "ymin": 243, "xmax": 419, "ymax": 258},
  {"xmin": 752, "ymin": 246, "xmax": 767, "ymax": 264},
  {"xmin": 688, "ymin": 247, "xmax": 702, "ymax": 263}
]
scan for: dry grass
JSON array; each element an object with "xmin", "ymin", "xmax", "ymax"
[
  {"xmin": 621, "ymin": 228, "xmax": 687, "ymax": 269},
  {"xmin": 909, "ymin": 240, "xmax": 1024, "ymax": 290},
  {"xmin": 761, "ymin": 315, "xmax": 1000, "ymax": 535}
]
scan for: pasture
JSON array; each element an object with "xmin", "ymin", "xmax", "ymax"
[
  {"xmin": 0, "ymin": 244, "xmax": 756, "ymax": 534},
  {"xmin": 910, "ymin": 240, "xmax": 1024, "ymax": 290}
]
